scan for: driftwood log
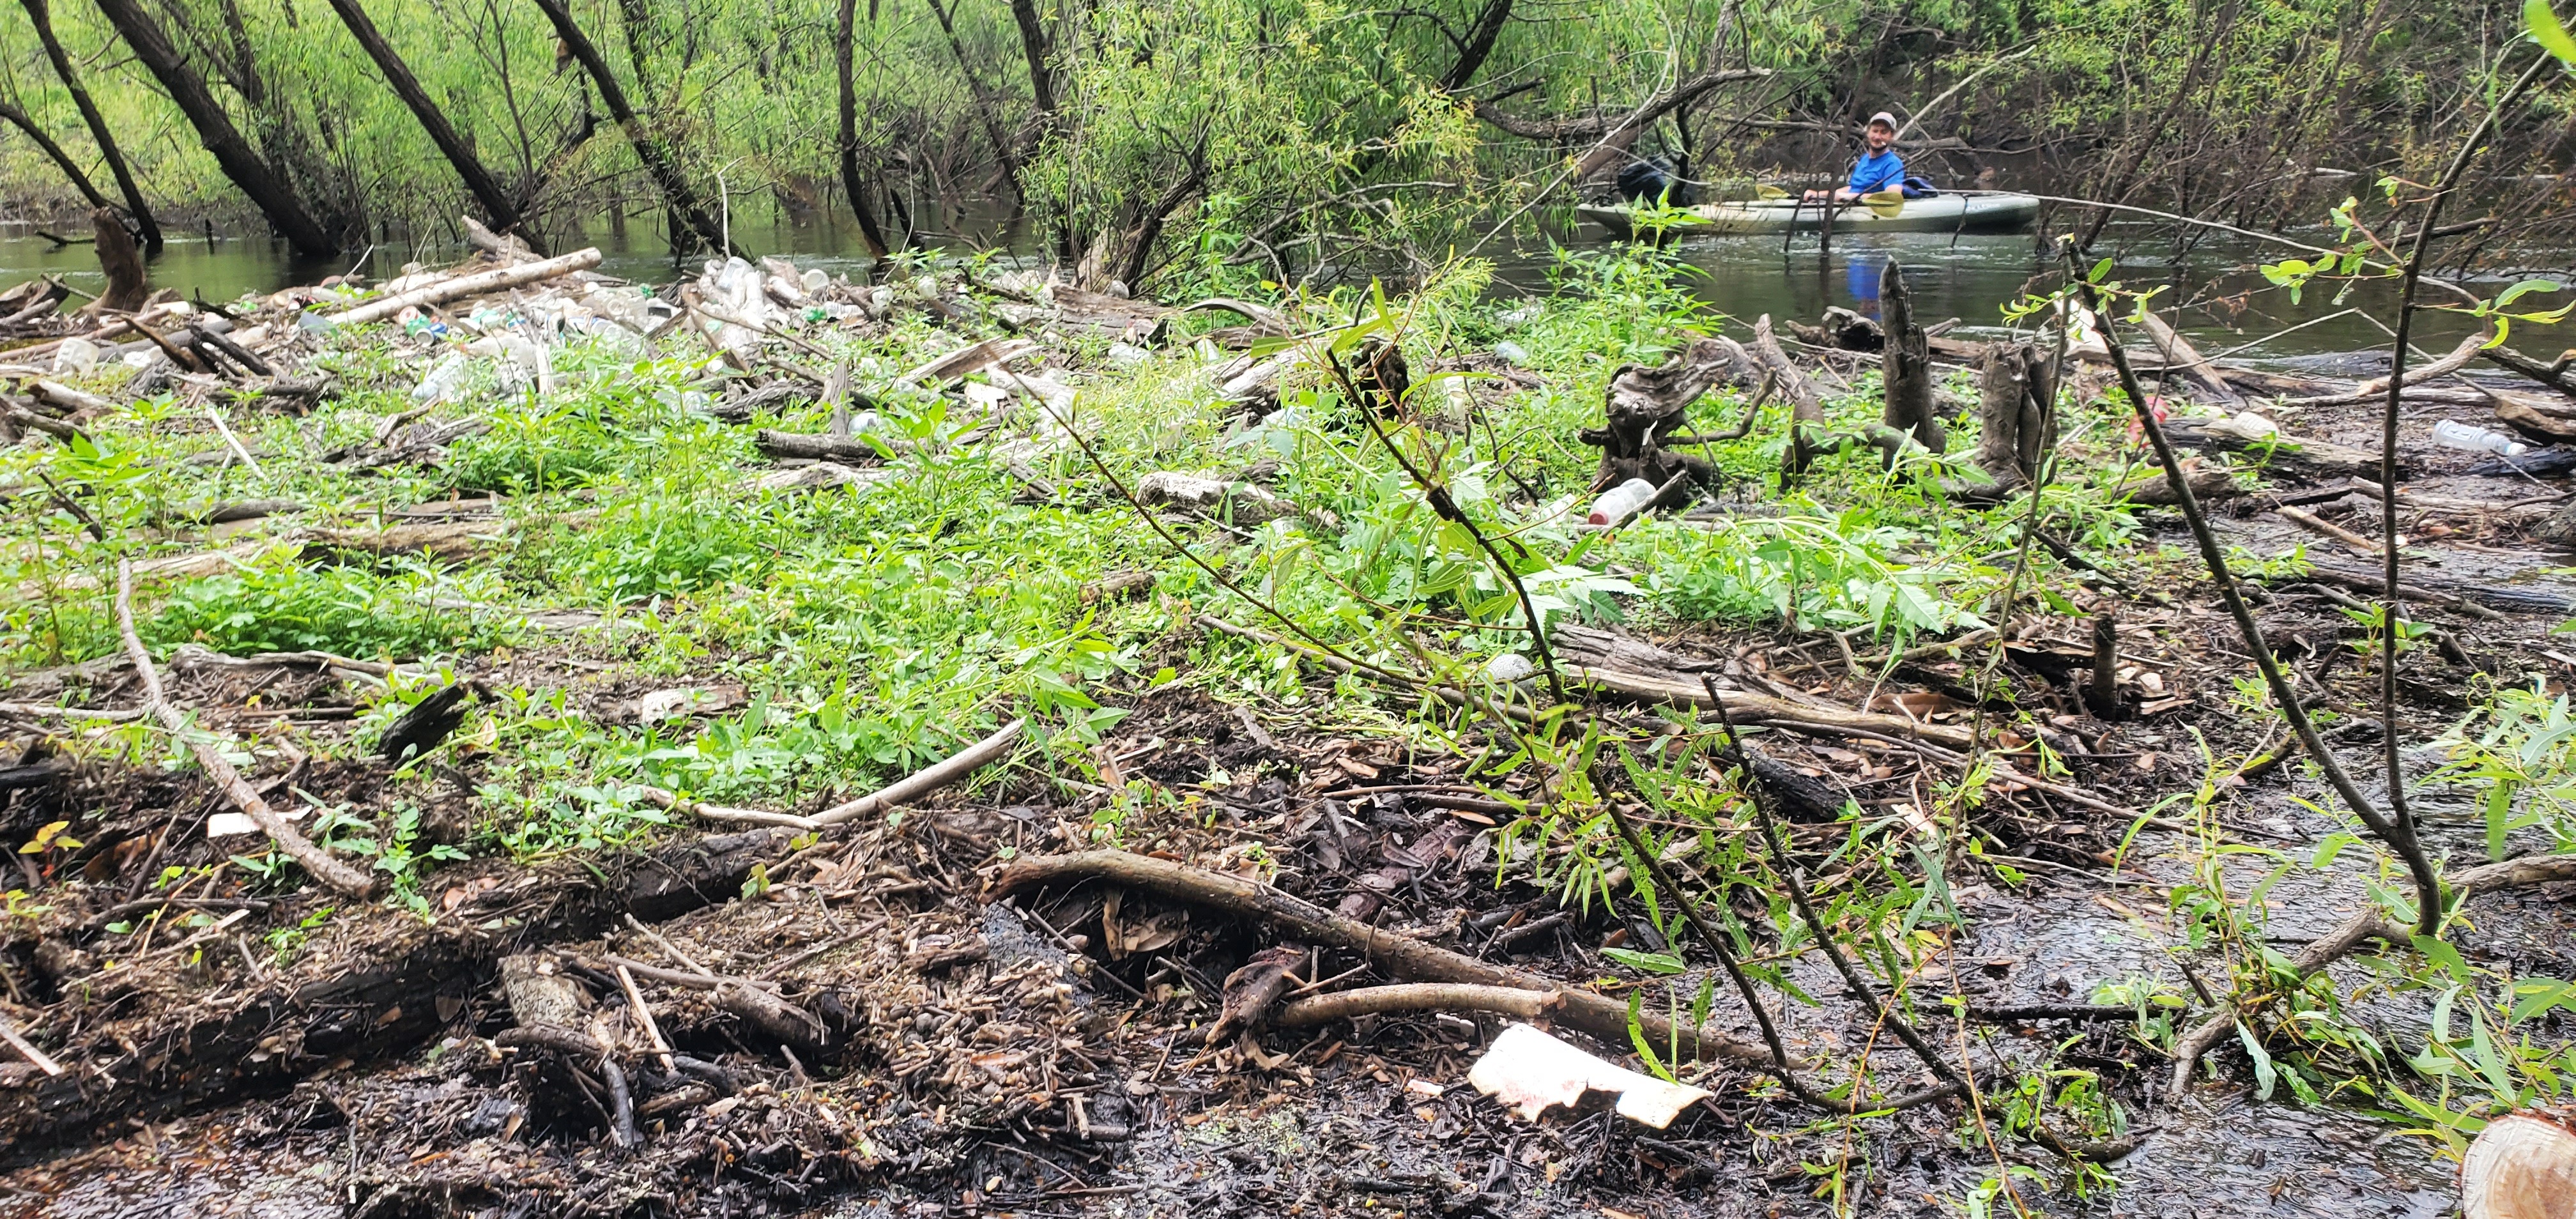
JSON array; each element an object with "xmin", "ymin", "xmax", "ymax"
[{"xmin": 2161, "ymin": 415, "xmax": 2390, "ymax": 480}]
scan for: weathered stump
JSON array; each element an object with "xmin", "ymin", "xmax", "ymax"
[
  {"xmin": 1872, "ymin": 259, "xmax": 1945, "ymax": 465},
  {"xmin": 1577, "ymin": 335, "xmax": 1755, "ymax": 500}
]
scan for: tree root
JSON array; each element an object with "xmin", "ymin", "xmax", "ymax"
[{"xmin": 989, "ymin": 849, "xmax": 1769, "ymax": 1065}]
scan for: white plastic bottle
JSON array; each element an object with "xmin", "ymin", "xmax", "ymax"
[
  {"xmin": 2432, "ymin": 420, "xmax": 2531, "ymax": 457},
  {"xmin": 1586, "ymin": 477, "xmax": 1661, "ymax": 525},
  {"xmin": 411, "ymin": 352, "xmax": 472, "ymax": 404}
]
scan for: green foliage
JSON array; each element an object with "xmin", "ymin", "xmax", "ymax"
[
  {"xmin": 144, "ymin": 560, "xmax": 505, "ymax": 659},
  {"xmin": 2432, "ymin": 681, "xmax": 2576, "ymax": 857}
]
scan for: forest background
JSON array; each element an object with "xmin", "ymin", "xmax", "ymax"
[{"xmin": 0, "ymin": 0, "xmax": 2566, "ymax": 294}]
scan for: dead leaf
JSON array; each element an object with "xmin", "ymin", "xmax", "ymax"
[{"xmin": 1869, "ymin": 691, "xmax": 1961, "ymax": 720}]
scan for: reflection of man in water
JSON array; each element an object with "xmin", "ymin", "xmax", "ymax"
[{"xmin": 1846, "ymin": 256, "xmax": 1885, "ymax": 318}]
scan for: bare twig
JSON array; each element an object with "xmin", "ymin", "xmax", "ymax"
[
  {"xmin": 115, "ymin": 561, "xmax": 378, "ymax": 898},
  {"xmin": 2068, "ymin": 261, "xmax": 2442, "ymax": 939}
]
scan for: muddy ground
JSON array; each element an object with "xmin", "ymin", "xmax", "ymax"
[{"xmin": 3, "ymin": 349, "xmax": 2573, "ymax": 1218}]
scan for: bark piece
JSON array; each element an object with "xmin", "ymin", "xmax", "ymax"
[
  {"xmin": 1337, "ymin": 818, "xmax": 1470, "ymax": 923},
  {"xmin": 378, "ymin": 684, "xmax": 473, "ymax": 763},
  {"xmin": 1206, "ymin": 944, "xmax": 1307, "ymax": 1046}
]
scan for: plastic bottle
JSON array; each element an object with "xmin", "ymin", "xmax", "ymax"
[
  {"xmin": 2432, "ymin": 420, "xmax": 2530, "ymax": 457},
  {"xmin": 411, "ymin": 352, "xmax": 472, "ymax": 404},
  {"xmin": 1586, "ymin": 477, "xmax": 1660, "ymax": 525}
]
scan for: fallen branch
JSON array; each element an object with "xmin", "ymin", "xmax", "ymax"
[
  {"xmin": 1274, "ymin": 982, "xmax": 1565, "ymax": 1026},
  {"xmin": 2288, "ymin": 326, "xmax": 2492, "ymax": 408},
  {"xmin": 2166, "ymin": 852, "xmax": 2576, "ymax": 1100},
  {"xmin": 2275, "ymin": 505, "xmax": 2379, "ymax": 555},
  {"xmin": 322, "ymin": 247, "xmax": 602, "ymax": 327},
  {"xmin": 115, "ymin": 560, "xmax": 378, "ymax": 898},
  {"xmin": 992, "ymin": 849, "xmax": 1767, "ymax": 1064}
]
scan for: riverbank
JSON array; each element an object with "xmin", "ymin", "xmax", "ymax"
[{"xmin": 0, "ymin": 237, "xmax": 2570, "ymax": 1216}]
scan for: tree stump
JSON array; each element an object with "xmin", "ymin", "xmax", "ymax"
[
  {"xmin": 1752, "ymin": 315, "xmax": 1830, "ymax": 481},
  {"xmin": 88, "ymin": 208, "xmax": 146, "ymax": 314},
  {"xmin": 1970, "ymin": 341, "xmax": 2052, "ymax": 488},
  {"xmin": 1872, "ymin": 258, "xmax": 1945, "ymax": 465},
  {"xmin": 1576, "ymin": 335, "xmax": 1754, "ymax": 499}
]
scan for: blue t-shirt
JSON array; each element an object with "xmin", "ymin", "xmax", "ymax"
[{"xmin": 1848, "ymin": 148, "xmax": 1905, "ymax": 194}]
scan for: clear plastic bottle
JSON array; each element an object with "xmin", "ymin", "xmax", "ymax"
[
  {"xmin": 2432, "ymin": 420, "xmax": 2531, "ymax": 457},
  {"xmin": 1586, "ymin": 477, "xmax": 1661, "ymax": 525}
]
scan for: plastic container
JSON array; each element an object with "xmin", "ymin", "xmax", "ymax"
[
  {"xmin": 1586, "ymin": 477, "xmax": 1660, "ymax": 526},
  {"xmin": 2432, "ymin": 420, "xmax": 2530, "ymax": 457}
]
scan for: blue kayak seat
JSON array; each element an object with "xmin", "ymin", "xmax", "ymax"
[{"xmin": 1899, "ymin": 174, "xmax": 1940, "ymax": 199}]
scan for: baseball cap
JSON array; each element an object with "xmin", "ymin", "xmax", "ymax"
[{"xmin": 1867, "ymin": 111, "xmax": 1899, "ymax": 130}]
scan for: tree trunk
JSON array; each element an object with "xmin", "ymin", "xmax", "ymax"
[
  {"xmin": 1007, "ymin": 0, "xmax": 1057, "ymax": 115},
  {"xmin": 528, "ymin": 0, "xmax": 737, "ymax": 259},
  {"xmin": 90, "ymin": 0, "xmax": 339, "ymax": 256},
  {"xmin": 1874, "ymin": 259, "xmax": 1945, "ymax": 461},
  {"xmin": 613, "ymin": 0, "xmax": 661, "ymax": 104},
  {"xmin": 836, "ymin": 0, "xmax": 893, "ymax": 257},
  {"xmin": 20, "ymin": 0, "xmax": 158, "ymax": 250},
  {"xmin": 1438, "ymin": 0, "xmax": 1516, "ymax": 92},
  {"xmin": 925, "ymin": 0, "xmax": 1022, "ymax": 186},
  {"xmin": 321, "ymin": 0, "xmax": 528, "ymax": 243},
  {"xmin": 1112, "ymin": 156, "xmax": 1208, "ymax": 291},
  {"xmin": 0, "ymin": 102, "xmax": 109, "ymax": 211}
]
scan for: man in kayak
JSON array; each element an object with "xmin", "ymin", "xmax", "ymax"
[{"xmin": 1804, "ymin": 112, "xmax": 1904, "ymax": 204}]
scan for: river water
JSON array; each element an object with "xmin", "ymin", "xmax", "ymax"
[{"xmin": 0, "ymin": 211, "xmax": 2541, "ymax": 366}]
